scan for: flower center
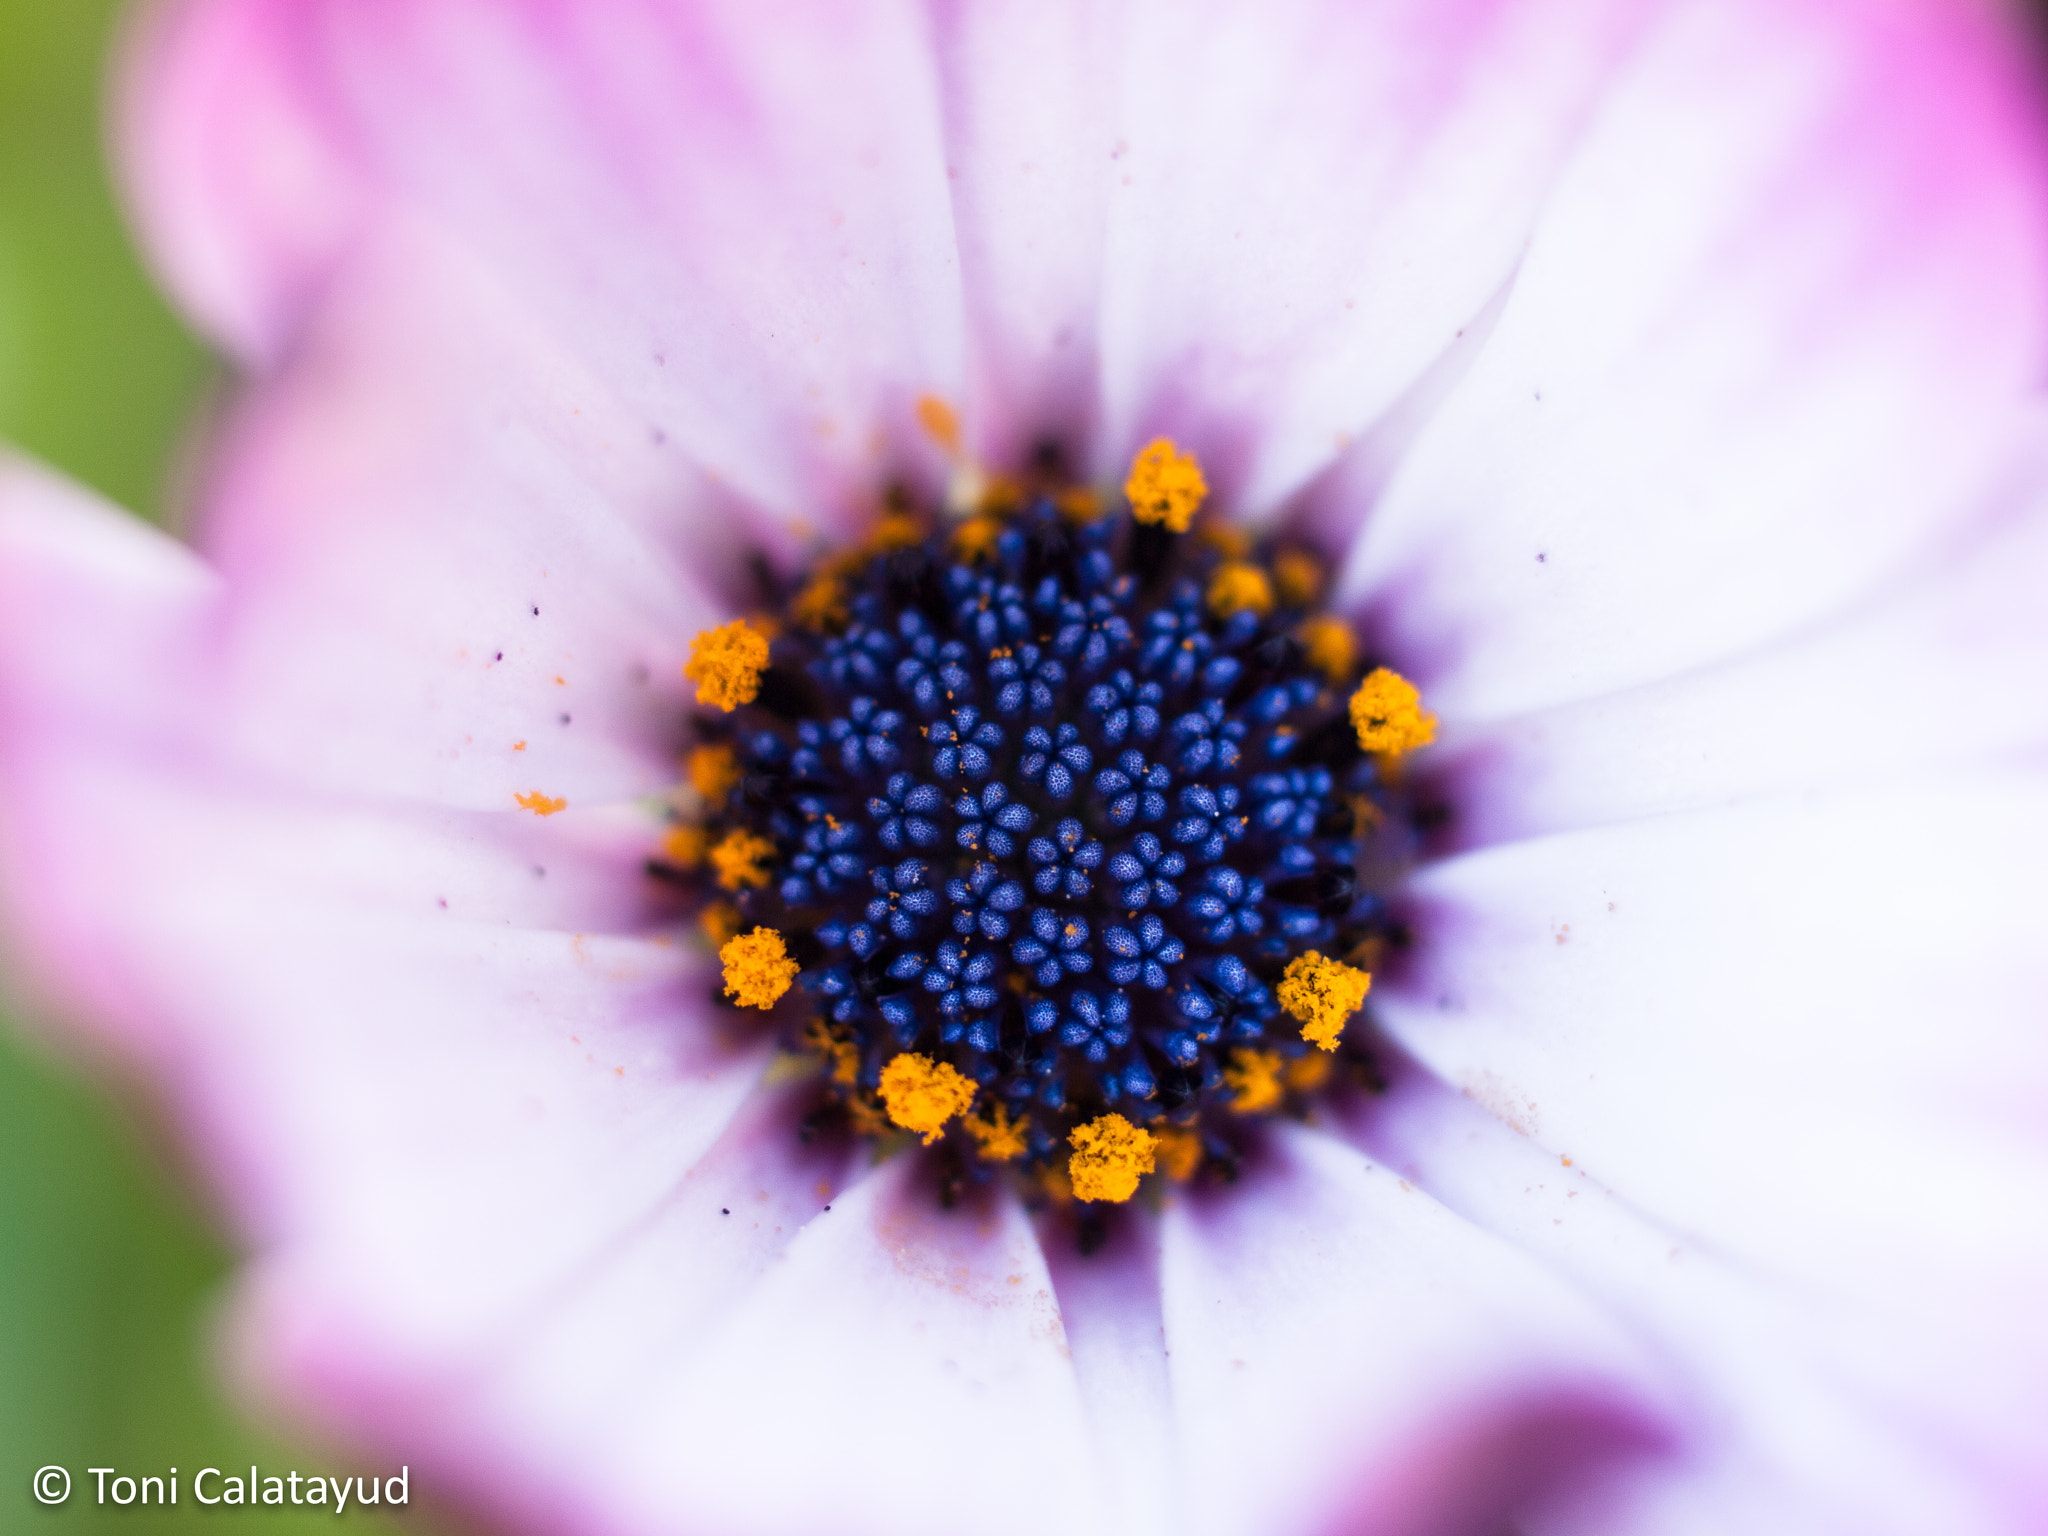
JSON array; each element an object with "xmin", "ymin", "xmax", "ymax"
[{"xmin": 657, "ymin": 440, "xmax": 1433, "ymax": 1214}]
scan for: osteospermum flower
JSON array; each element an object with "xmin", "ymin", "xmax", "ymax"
[{"xmin": 4, "ymin": 1, "xmax": 2048, "ymax": 1533}]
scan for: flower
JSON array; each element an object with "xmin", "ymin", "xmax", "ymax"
[{"xmin": 2, "ymin": 2, "xmax": 2047, "ymax": 1534}]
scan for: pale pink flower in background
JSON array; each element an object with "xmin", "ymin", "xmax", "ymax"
[{"xmin": 4, "ymin": 1, "xmax": 2048, "ymax": 1533}]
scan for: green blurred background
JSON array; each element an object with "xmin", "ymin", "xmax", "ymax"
[{"xmin": 0, "ymin": 4, "xmax": 417, "ymax": 1529}]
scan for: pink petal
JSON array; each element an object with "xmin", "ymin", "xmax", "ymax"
[
  {"xmin": 932, "ymin": 0, "xmax": 1119, "ymax": 473},
  {"xmin": 1381, "ymin": 780, "xmax": 2048, "ymax": 1315},
  {"xmin": 1159, "ymin": 1125, "xmax": 1673, "ymax": 1536},
  {"xmin": 1350, "ymin": 1072, "xmax": 2048, "ymax": 1531},
  {"xmin": 437, "ymin": 1156, "xmax": 1101, "ymax": 1536},
  {"xmin": 1435, "ymin": 470, "xmax": 2048, "ymax": 849},
  {"xmin": 121, "ymin": 0, "xmax": 966, "ymax": 518},
  {"xmin": 1333, "ymin": 0, "xmax": 2048, "ymax": 719},
  {"xmin": 194, "ymin": 218, "xmax": 751, "ymax": 809},
  {"xmin": 1095, "ymin": 0, "xmax": 1642, "ymax": 508},
  {"xmin": 0, "ymin": 462, "xmax": 768, "ymax": 1381}
]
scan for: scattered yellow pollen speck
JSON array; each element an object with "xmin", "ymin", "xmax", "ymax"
[
  {"xmin": 1068, "ymin": 1114, "xmax": 1157, "ymax": 1203},
  {"xmin": 802, "ymin": 1017, "xmax": 860, "ymax": 1085},
  {"xmin": 916, "ymin": 394, "xmax": 961, "ymax": 452},
  {"xmin": 879, "ymin": 1053, "xmax": 976, "ymax": 1144},
  {"xmin": 684, "ymin": 620, "xmax": 770, "ymax": 711},
  {"xmin": 515, "ymin": 790, "xmax": 567, "ymax": 816},
  {"xmin": 1056, "ymin": 486, "xmax": 1104, "ymax": 523},
  {"xmin": 1124, "ymin": 439, "xmax": 1207, "ymax": 532},
  {"xmin": 1278, "ymin": 950, "xmax": 1372, "ymax": 1050},
  {"xmin": 710, "ymin": 828, "xmax": 775, "ymax": 890},
  {"xmin": 699, "ymin": 901, "xmax": 741, "ymax": 946},
  {"xmin": 952, "ymin": 516, "xmax": 1003, "ymax": 563},
  {"xmin": 1349, "ymin": 667, "xmax": 1436, "ymax": 756},
  {"xmin": 688, "ymin": 743, "xmax": 741, "ymax": 802},
  {"xmin": 1272, "ymin": 549, "xmax": 1323, "ymax": 606},
  {"xmin": 1206, "ymin": 561, "xmax": 1274, "ymax": 618},
  {"xmin": 720, "ymin": 927, "xmax": 799, "ymax": 1009},
  {"xmin": 512, "ymin": 740, "xmax": 527, "ymax": 751},
  {"xmin": 965, "ymin": 1102, "xmax": 1029, "ymax": 1162},
  {"xmin": 867, "ymin": 512, "xmax": 925, "ymax": 553},
  {"xmin": 553, "ymin": 674, "xmax": 565, "ymax": 685},
  {"xmin": 1153, "ymin": 1126, "xmax": 1204, "ymax": 1182},
  {"xmin": 1284, "ymin": 1051, "xmax": 1335, "ymax": 1093},
  {"xmin": 660, "ymin": 824, "xmax": 706, "ymax": 868},
  {"xmin": 1298, "ymin": 615, "xmax": 1356, "ymax": 685},
  {"xmin": 791, "ymin": 572, "xmax": 849, "ymax": 632},
  {"xmin": 1224, "ymin": 1049, "xmax": 1285, "ymax": 1113}
]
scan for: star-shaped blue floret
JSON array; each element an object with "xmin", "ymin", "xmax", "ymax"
[
  {"xmin": 987, "ymin": 643, "xmax": 1066, "ymax": 715},
  {"xmin": 1106, "ymin": 831, "xmax": 1187, "ymax": 908},
  {"xmin": 1018, "ymin": 723, "xmax": 1093, "ymax": 800},
  {"xmin": 1102, "ymin": 912, "xmax": 1186, "ymax": 989},
  {"xmin": 946, "ymin": 860, "xmax": 1027, "ymax": 940},
  {"xmin": 955, "ymin": 781, "xmax": 1035, "ymax": 857},
  {"xmin": 1026, "ymin": 817, "xmax": 1105, "ymax": 898},
  {"xmin": 1186, "ymin": 865, "xmax": 1265, "ymax": 943},
  {"xmin": 1057, "ymin": 989, "xmax": 1132, "ymax": 1063},
  {"xmin": 867, "ymin": 771, "xmax": 943, "ymax": 851},
  {"xmin": 1084, "ymin": 668, "xmax": 1163, "ymax": 746},
  {"xmin": 1171, "ymin": 782, "xmax": 1248, "ymax": 861},
  {"xmin": 1011, "ymin": 907, "xmax": 1092, "ymax": 987},
  {"xmin": 1095, "ymin": 749, "xmax": 1172, "ymax": 826},
  {"xmin": 929, "ymin": 706, "xmax": 1004, "ymax": 780}
]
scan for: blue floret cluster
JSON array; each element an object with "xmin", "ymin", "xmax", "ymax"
[{"xmin": 691, "ymin": 496, "xmax": 1399, "ymax": 1169}]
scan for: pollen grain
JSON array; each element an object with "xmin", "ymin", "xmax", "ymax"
[
  {"xmin": 684, "ymin": 620, "xmax": 771, "ymax": 711},
  {"xmin": 720, "ymin": 927, "xmax": 799, "ymax": 1010},
  {"xmin": 710, "ymin": 828, "xmax": 775, "ymax": 891},
  {"xmin": 1278, "ymin": 950, "xmax": 1372, "ymax": 1051},
  {"xmin": 880, "ymin": 1053, "xmax": 977, "ymax": 1144},
  {"xmin": 1348, "ymin": 667, "xmax": 1436, "ymax": 756},
  {"xmin": 1124, "ymin": 438, "xmax": 1208, "ymax": 533},
  {"xmin": 1068, "ymin": 1114, "xmax": 1158, "ymax": 1203}
]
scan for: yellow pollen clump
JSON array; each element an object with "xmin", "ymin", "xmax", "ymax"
[
  {"xmin": 688, "ymin": 743, "xmax": 741, "ymax": 802},
  {"xmin": 684, "ymin": 620, "xmax": 770, "ymax": 711},
  {"xmin": 699, "ymin": 901, "xmax": 741, "ymax": 946},
  {"xmin": 1223, "ymin": 1049, "xmax": 1285, "ymax": 1113},
  {"xmin": 965, "ymin": 1103, "xmax": 1029, "ymax": 1162},
  {"xmin": 1298, "ymin": 615, "xmax": 1357, "ymax": 686},
  {"xmin": 951, "ymin": 516, "xmax": 1004, "ymax": 564},
  {"xmin": 802, "ymin": 1017, "xmax": 860, "ymax": 1085},
  {"xmin": 1153, "ymin": 1126, "xmax": 1204, "ymax": 1183},
  {"xmin": 790, "ymin": 572, "xmax": 849, "ymax": 633},
  {"xmin": 710, "ymin": 828, "xmax": 775, "ymax": 891},
  {"xmin": 1272, "ymin": 548, "xmax": 1323, "ymax": 607},
  {"xmin": 1068, "ymin": 1114, "xmax": 1158, "ymax": 1203},
  {"xmin": 720, "ymin": 927, "xmax": 799, "ymax": 1010},
  {"xmin": 879, "ymin": 1053, "xmax": 977, "ymax": 1144},
  {"xmin": 1349, "ymin": 667, "xmax": 1436, "ymax": 756},
  {"xmin": 660, "ymin": 823, "xmax": 706, "ymax": 868},
  {"xmin": 1278, "ymin": 950, "xmax": 1372, "ymax": 1051},
  {"xmin": 515, "ymin": 790, "xmax": 567, "ymax": 816},
  {"xmin": 1124, "ymin": 439, "xmax": 1207, "ymax": 532},
  {"xmin": 1206, "ymin": 561, "xmax": 1274, "ymax": 618}
]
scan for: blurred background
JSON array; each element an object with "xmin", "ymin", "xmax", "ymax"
[{"xmin": 0, "ymin": 3, "xmax": 415, "ymax": 1529}]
